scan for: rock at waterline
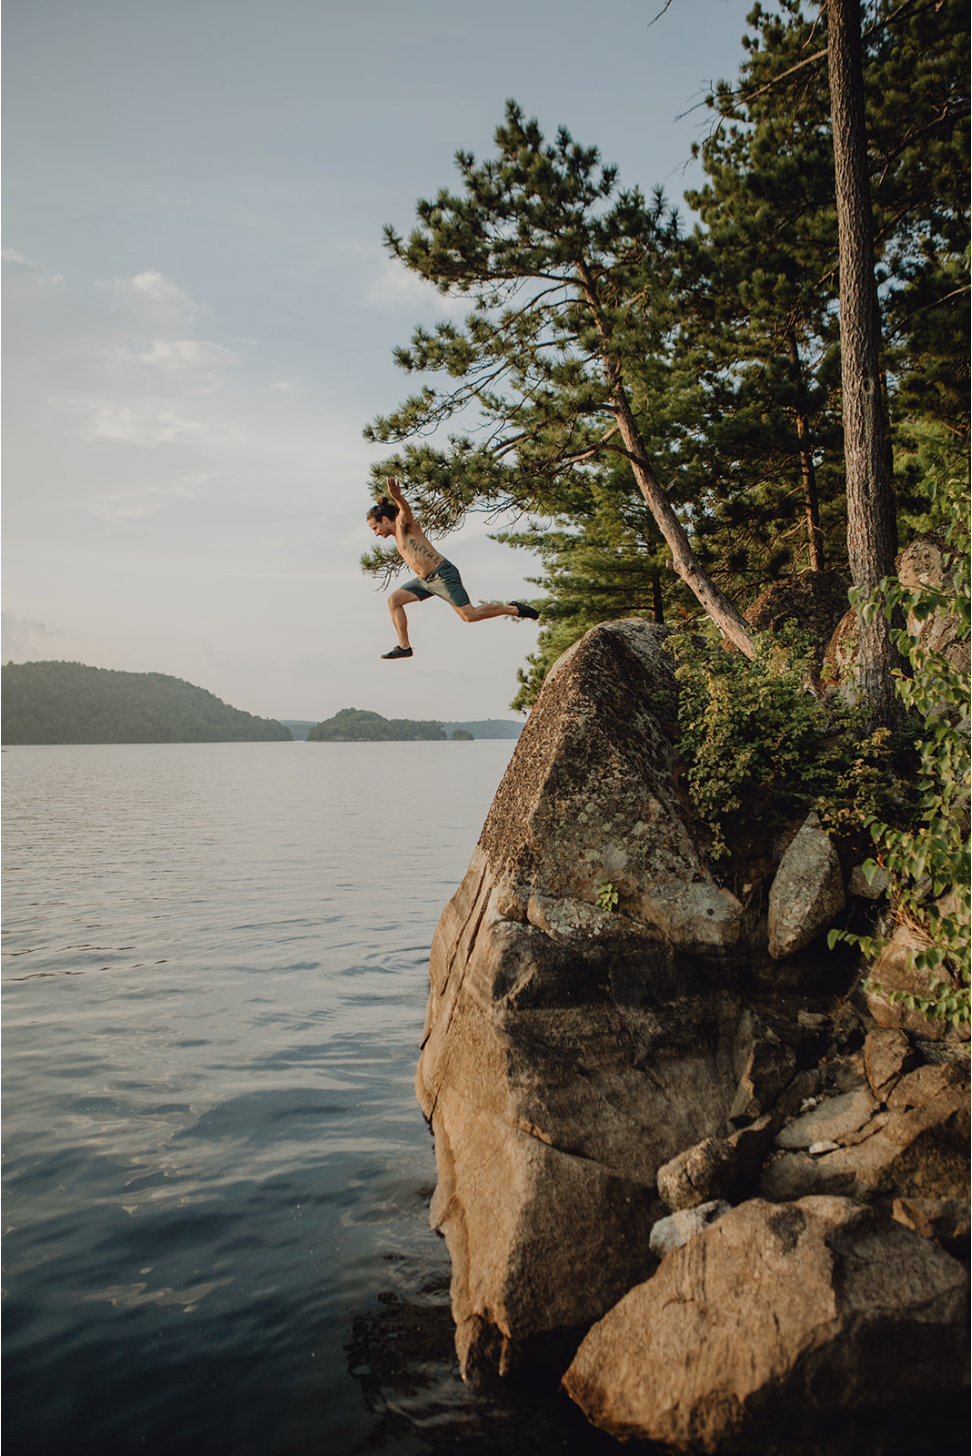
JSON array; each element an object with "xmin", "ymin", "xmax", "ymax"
[
  {"xmin": 415, "ymin": 620, "xmax": 841, "ymax": 1379},
  {"xmin": 563, "ymin": 1196, "xmax": 969, "ymax": 1455},
  {"xmin": 415, "ymin": 612, "xmax": 968, "ymax": 1412}
]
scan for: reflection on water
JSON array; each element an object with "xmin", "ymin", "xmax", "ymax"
[{"xmin": 2, "ymin": 741, "xmax": 625, "ymax": 1454}]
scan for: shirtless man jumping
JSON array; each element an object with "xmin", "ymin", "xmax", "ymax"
[{"xmin": 366, "ymin": 478, "xmax": 538, "ymax": 659}]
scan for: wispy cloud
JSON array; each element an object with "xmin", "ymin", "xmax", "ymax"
[
  {"xmin": 1, "ymin": 612, "xmax": 64, "ymax": 661},
  {"xmin": 70, "ymin": 400, "xmax": 237, "ymax": 448},
  {"xmin": 94, "ymin": 269, "xmax": 207, "ymax": 328},
  {"xmin": 359, "ymin": 246, "xmax": 468, "ymax": 317},
  {"xmin": 135, "ymin": 339, "xmax": 240, "ymax": 371}
]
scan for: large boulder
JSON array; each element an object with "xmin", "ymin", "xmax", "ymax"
[
  {"xmin": 414, "ymin": 614, "xmax": 968, "ymax": 1396},
  {"xmin": 563, "ymin": 1196, "xmax": 969, "ymax": 1454},
  {"xmin": 415, "ymin": 621, "xmax": 811, "ymax": 1376},
  {"xmin": 746, "ymin": 571, "xmax": 852, "ymax": 664},
  {"xmin": 767, "ymin": 813, "xmax": 845, "ymax": 959},
  {"xmin": 822, "ymin": 532, "xmax": 970, "ymax": 694}
]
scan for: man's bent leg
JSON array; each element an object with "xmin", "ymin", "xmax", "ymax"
[{"xmin": 388, "ymin": 588, "xmax": 420, "ymax": 651}]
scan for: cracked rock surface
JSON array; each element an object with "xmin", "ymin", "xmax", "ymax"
[
  {"xmin": 414, "ymin": 617, "xmax": 969, "ymax": 1442},
  {"xmin": 564, "ymin": 1196, "xmax": 969, "ymax": 1454}
]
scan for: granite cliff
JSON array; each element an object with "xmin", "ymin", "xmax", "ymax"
[{"xmin": 414, "ymin": 608, "xmax": 969, "ymax": 1453}]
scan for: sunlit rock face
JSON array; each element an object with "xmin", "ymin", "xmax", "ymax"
[
  {"xmin": 414, "ymin": 621, "xmax": 827, "ymax": 1377},
  {"xmin": 415, "ymin": 613, "xmax": 969, "ymax": 1448},
  {"xmin": 563, "ymin": 1196, "xmax": 970, "ymax": 1455}
]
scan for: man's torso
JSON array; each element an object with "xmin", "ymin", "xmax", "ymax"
[{"xmin": 395, "ymin": 522, "xmax": 446, "ymax": 579}]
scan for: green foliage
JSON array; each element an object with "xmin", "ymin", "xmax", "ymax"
[
  {"xmin": 450, "ymin": 728, "xmax": 475, "ymax": 741},
  {"xmin": 893, "ymin": 416, "xmax": 971, "ymax": 542},
  {"xmin": 361, "ymin": 101, "xmax": 686, "ymax": 551},
  {"xmin": 361, "ymin": 5, "xmax": 969, "ymax": 706},
  {"xmin": 596, "ymin": 880, "xmax": 619, "ymax": 912},
  {"xmin": 667, "ymin": 626, "xmax": 890, "ymax": 861},
  {"xmin": 0, "ymin": 661, "xmax": 292, "ymax": 744},
  {"xmin": 307, "ymin": 708, "xmax": 446, "ymax": 742},
  {"xmin": 828, "ymin": 482, "xmax": 971, "ymax": 1031},
  {"xmin": 679, "ymin": 0, "xmax": 844, "ymax": 584},
  {"xmin": 677, "ymin": 0, "xmax": 970, "ymax": 590},
  {"xmin": 497, "ymin": 461, "xmax": 697, "ymax": 711}
]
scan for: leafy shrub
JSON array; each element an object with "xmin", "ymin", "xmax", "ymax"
[
  {"xmin": 666, "ymin": 625, "xmax": 890, "ymax": 861},
  {"xmin": 828, "ymin": 486, "xmax": 970, "ymax": 1033},
  {"xmin": 596, "ymin": 879, "xmax": 620, "ymax": 912}
]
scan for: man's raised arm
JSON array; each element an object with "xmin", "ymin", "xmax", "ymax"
[{"xmin": 386, "ymin": 477, "xmax": 413, "ymax": 526}]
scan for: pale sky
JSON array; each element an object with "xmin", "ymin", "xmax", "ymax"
[{"xmin": 3, "ymin": 0, "xmax": 752, "ymax": 723}]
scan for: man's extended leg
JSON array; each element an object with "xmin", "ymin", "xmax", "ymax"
[
  {"xmin": 421, "ymin": 560, "xmax": 538, "ymax": 624},
  {"xmin": 453, "ymin": 601, "xmax": 539, "ymax": 623}
]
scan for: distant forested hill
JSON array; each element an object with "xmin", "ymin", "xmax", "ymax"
[
  {"xmin": 307, "ymin": 708, "xmax": 445, "ymax": 742},
  {"xmin": 1, "ymin": 661, "xmax": 292, "ymax": 744}
]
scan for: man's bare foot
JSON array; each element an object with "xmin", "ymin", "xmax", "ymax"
[{"xmin": 381, "ymin": 645, "xmax": 413, "ymax": 659}]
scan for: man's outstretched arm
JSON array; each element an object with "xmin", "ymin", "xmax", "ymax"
[{"xmin": 386, "ymin": 477, "xmax": 413, "ymax": 526}]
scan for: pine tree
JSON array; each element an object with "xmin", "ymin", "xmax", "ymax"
[
  {"xmin": 679, "ymin": 0, "xmax": 845, "ymax": 587},
  {"xmin": 494, "ymin": 461, "xmax": 694, "ymax": 709},
  {"xmin": 364, "ymin": 103, "xmax": 759, "ymax": 657},
  {"xmin": 828, "ymin": 0, "xmax": 901, "ymax": 724},
  {"xmin": 676, "ymin": 0, "xmax": 968, "ymax": 718}
]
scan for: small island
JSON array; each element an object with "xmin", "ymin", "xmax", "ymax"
[
  {"xmin": 307, "ymin": 707, "xmax": 446, "ymax": 742},
  {"xmin": 306, "ymin": 711, "xmax": 525, "ymax": 742},
  {"xmin": 1, "ymin": 661, "xmax": 292, "ymax": 744},
  {"xmin": 441, "ymin": 719, "xmax": 522, "ymax": 740}
]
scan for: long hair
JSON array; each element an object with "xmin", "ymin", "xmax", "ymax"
[{"xmin": 366, "ymin": 496, "xmax": 399, "ymax": 523}]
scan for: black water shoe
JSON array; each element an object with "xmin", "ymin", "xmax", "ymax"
[
  {"xmin": 381, "ymin": 645, "xmax": 413, "ymax": 659},
  {"xmin": 510, "ymin": 601, "xmax": 539, "ymax": 620}
]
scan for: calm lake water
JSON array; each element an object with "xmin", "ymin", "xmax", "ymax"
[{"xmin": 2, "ymin": 742, "xmax": 620, "ymax": 1456}]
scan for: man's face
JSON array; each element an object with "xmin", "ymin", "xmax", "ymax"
[{"xmin": 369, "ymin": 516, "xmax": 394, "ymax": 538}]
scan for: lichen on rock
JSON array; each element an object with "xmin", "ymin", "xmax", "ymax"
[{"xmin": 414, "ymin": 615, "xmax": 969, "ymax": 1444}]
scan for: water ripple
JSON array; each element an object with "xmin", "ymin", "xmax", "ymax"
[{"xmin": 2, "ymin": 741, "xmax": 543, "ymax": 1456}]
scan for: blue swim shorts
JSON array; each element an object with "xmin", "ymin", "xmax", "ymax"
[{"xmin": 402, "ymin": 560, "xmax": 471, "ymax": 610}]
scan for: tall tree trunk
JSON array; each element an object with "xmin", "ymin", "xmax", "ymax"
[
  {"xmin": 612, "ymin": 387, "xmax": 757, "ymax": 656},
  {"xmin": 786, "ymin": 329, "xmax": 825, "ymax": 571},
  {"xmin": 828, "ymin": 0, "xmax": 902, "ymax": 724},
  {"xmin": 576, "ymin": 260, "xmax": 758, "ymax": 658}
]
